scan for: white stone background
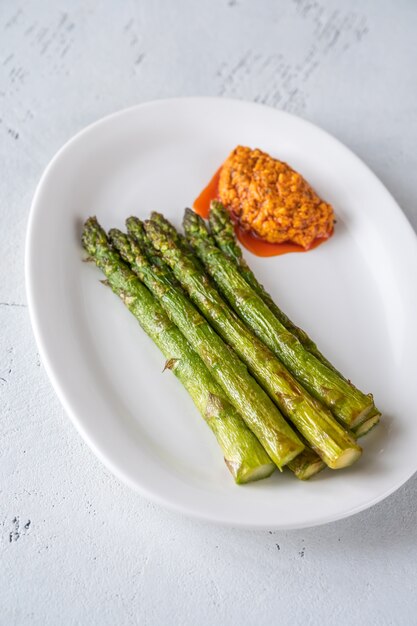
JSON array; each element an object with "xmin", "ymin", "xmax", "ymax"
[{"xmin": 1, "ymin": 0, "xmax": 417, "ymax": 624}]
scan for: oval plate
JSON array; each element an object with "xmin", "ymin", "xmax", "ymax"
[{"xmin": 26, "ymin": 98, "xmax": 417, "ymax": 529}]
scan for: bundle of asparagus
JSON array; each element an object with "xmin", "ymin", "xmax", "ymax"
[
  {"xmin": 82, "ymin": 217, "xmax": 275, "ymax": 484},
  {"xmin": 81, "ymin": 202, "xmax": 380, "ymax": 485},
  {"xmin": 207, "ymin": 201, "xmax": 381, "ymax": 438}
]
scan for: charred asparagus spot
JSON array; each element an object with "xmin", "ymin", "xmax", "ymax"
[
  {"xmin": 208, "ymin": 200, "xmax": 380, "ymax": 427},
  {"xmin": 108, "ymin": 226, "xmax": 304, "ymax": 470},
  {"xmin": 184, "ymin": 207, "xmax": 375, "ymax": 431},
  {"xmin": 146, "ymin": 216, "xmax": 361, "ymax": 470},
  {"xmin": 82, "ymin": 217, "xmax": 275, "ymax": 484}
]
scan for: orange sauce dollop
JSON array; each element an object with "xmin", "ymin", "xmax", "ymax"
[{"xmin": 193, "ymin": 167, "xmax": 332, "ymax": 257}]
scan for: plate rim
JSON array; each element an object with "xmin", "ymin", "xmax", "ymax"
[{"xmin": 25, "ymin": 96, "xmax": 417, "ymax": 529}]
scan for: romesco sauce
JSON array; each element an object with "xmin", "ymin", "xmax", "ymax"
[{"xmin": 193, "ymin": 162, "xmax": 333, "ymax": 258}]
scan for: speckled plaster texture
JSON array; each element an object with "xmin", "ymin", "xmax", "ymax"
[{"xmin": 1, "ymin": 1, "xmax": 417, "ymax": 624}]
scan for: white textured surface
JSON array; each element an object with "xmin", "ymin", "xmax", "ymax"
[{"xmin": 1, "ymin": 1, "xmax": 417, "ymax": 624}]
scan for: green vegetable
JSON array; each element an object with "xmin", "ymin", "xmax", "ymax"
[
  {"xmin": 184, "ymin": 208, "xmax": 374, "ymax": 431},
  {"xmin": 126, "ymin": 216, "xmax": 165, "ymax": 267},
  {"xmin": 108, "ymin": 227, "xmax": 304, "ymax": 470},
  {"xmin": 209, "ymin": 201, "xmax": 380, "ymax": 474},
  {"xmin": 148, "ymin": 212, "xmax": 327, "ymax": 480},
  {"xmin": 129, "ymin": 213, "xmax": 345, "ymax": 482},
  {"xmin": 81, "ymin": 217, "xmax": 275, "ymax": 484},
  {"xmin": 209, "ymin": 200, "xmax": 337, "ymax": 369},
  {"xmin": 145, "ymin": 216, "xmax": 362, "ymax": 470},
  {"xmin": 287, "ymin": 447, "xmax": 326, "ymax": 481},
  {"xmin": 208, "ymin": 200, "xmax": 380, "ymax": 428}
]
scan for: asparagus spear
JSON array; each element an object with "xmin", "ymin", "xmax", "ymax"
[
  {"xmin": 209, "ymin": 200, "xmax": 381, "ymax": 429},
  {"xmin": 146, "ymin": 212, "xmax": 371, "ymax": 476},
  {"xmin": 208, "ymin": 203, "xmax": 380, "ymax": 467},
  {"xmin": 128, "ymin": 216, "xmax": 325, "ymax": 481},
  {"xmin": 81, "ymin": 217, "xmax": 276, "ymax": 484},
  {"xmin": 184, "ymin": 209, "xmax": 374, "ymax": 430},
  {"xmin": 209, "ymin": 200, "xmax": 335, "ymax": 366},
  {"xmin": 108, "ymin": 228, "xmax": 305, "ymax": 470},
  {"xmin": 128, "ymin": 216, "xmax": 371, "ymax": 478},
  {"xmin": 148, "ymin": 212, "xmax": 327, "ymax": 480},
  {"xmin": 128, "ymin": 216, "xmax": 371, "ymax": 473},
  {"xmin": 144, "ymin": 219, "xmax": 361, "ymax": 470}
]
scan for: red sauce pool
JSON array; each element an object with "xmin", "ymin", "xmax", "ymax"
[{"xmin": 193, "ymin": 167, "xmax": 333, "ymax": 257}]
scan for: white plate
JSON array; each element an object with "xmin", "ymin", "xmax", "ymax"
[{"xmin": 26, "ymin": 98, "xmax": 417, "ymax": 529}]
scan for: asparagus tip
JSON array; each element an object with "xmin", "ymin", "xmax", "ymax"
[
  {"xmin": 81, "ymin": 216, "xmax": 108, "ymax": 256},
  {"xmin": 183, "ymin": 207, "xmax": 211, "ymax": 240},
  {"xmin": 126, "ymin": 215, "xmax": 143, "ymax": 230}
]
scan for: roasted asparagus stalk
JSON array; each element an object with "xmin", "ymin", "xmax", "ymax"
[
  {"xmin": 184, "ymin": 208, "xmax": 375, "ymax": 431},
  {"xmin": 208, "ymin": 200, "xmax": 381, "ymax": 435},
  {"xmin": 82, "ymin": 217, "xmax": 275, "ymax": 484},
  {"xmin": 147, "ymin": 212, "xmax": 327, "ymax": 479},
  {"xmin": 144, "ymin": 216, "xmax": 361, "ymax": 470},
  {"xmin": 108, "ymin": 227, "xmax": 305, "ymax": 470}
]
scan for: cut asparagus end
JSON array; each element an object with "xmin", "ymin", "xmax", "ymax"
[
  {"xmin": 233, "ymin": 461, "xmax": 276, "ymax": 485},
  {"xmin": 329, "ymin": 446, "xmax": 362, "ymax": 470},
  {"xmin": 348, "ymin": 398, "xmax": 377, "ymax": 429},
  {"xmin": 297, "ymin": 459, "xmax": 326, "ymax": 480},
  {"xmin": 277, "ymin": 445, "xmax": 306, "ymax": 471},
  {"xmin": 353, "ymin": 412, "xmax": 381, "ymax": 437},
  {"xmin": 288, "ymin": 449, "xmax": 326, "ymax": 480}
]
